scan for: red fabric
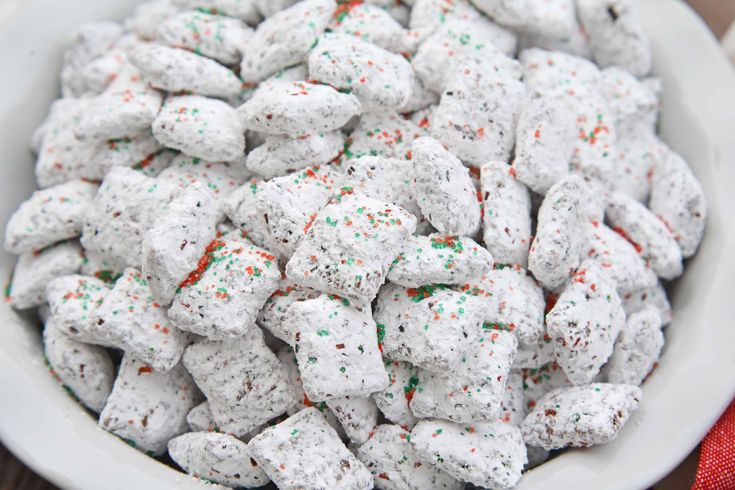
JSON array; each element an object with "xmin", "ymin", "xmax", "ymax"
[{"xmin": 693, "ymin": 398, "xmax": 735, "ymax": 490}]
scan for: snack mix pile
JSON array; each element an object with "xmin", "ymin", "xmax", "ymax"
[{"xmin": 3, "ymin": 0, "xmax": 707, "ymax": 488}]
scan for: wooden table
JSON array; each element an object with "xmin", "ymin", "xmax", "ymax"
[{"xmin": 1, "ymin": 1, "xmax": 733, "ymax": 489}]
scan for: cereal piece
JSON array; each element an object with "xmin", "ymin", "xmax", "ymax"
[
  {"xmin": 600, "ymin": 67, "xmax": 659, "ymax": 134},
  {"xmin": 78, "ymin": 48, "xmax": 130, "ymax": 96},
  {"xmin": 255, "ymin": 166, "xmax": 343, "ymax": 257},
  {"xmin": 518, "ymin": 19, "xmax": 592, "ymax": 59},
  {"xmin": 152, "ymin": 95, "xmax": 245, "ymax": 162},
  {"xmin": 649, "ymin": 147, "xmax": 707, "ymax": 258},
  {"xmin": 75, "ymin": 63, "xmax": 163, "ymax": 141},
  {"xmin": 481, "ymin": 162, "xmax": 532, "ymax": 266},
  {"xmin": 327, "ymin": 396, "xmax": 379, "ymax": 444},
  {"xmin": 286, "ymin": 194, "xmax": 417, "ymax": 304},
  {"xmin": 43, "ymin": 317, "xmax": 114, "ymax": 412},
  {"xmin": 330, "ymin": 3, "xmax": 415, "ymax": 54},
  {"xmin": 412, "ymin": 17, "xmax": 519, "ymax": 94},
  {"xmin": 99, "ymin": 355, "xmax": 200, "ymax": 455},
  {"xmin": 142, "ymin": 182, "xmax": 223, "ymax": 304},
  {"xmin": 92, "ymin": 131, "xmax": 162, "ymax": 177},
  {"xmin": 130, "ymin": 43, "xmax": 242, "ymax": 98},
  {"xmin": 521, "ymin": 383, "xmax": 641, "ymax": 449},
  {"xmin": 431, "ymin": 58, "xmax": 526, "ymax": 167},
  {"xmin": 171, "ymin": 0, "xmax": 261, "ymax": 24},
  {"xmin": 388, "ymin": 234, "xmax": 494, "ymax": 287},
  {"xmin": 223, "ymin": 176, "xmax": 281, "ymax": 252},
  {"xmin": 520, "ymin": 48, "xmax": 602, "ymax": 95},
  {"xmin": 45, "ymin": 275, "xmax": 111, "ymax": 346},
  {"xmin": 60, "ymin": 21, "xmax": 123, "ymax": 97},
  {"xmin": 473, "ymin": 0, "xmax": 576, "ymax": 39},
  {"xmin": 169, "ymin": 236, "xmax": 280, "ymax": 340},
  {"xmin": 372, "ymin": 359, "xmax": 420, "ymax": 429},
  {"xmin": 411, "ymin": 330, "xmax": 518, "ymax": 423},
  {"xmin": 182, "ymin": 327, "xmax": 294, "ymax": 437},
  {"xmin": 412, "ymin": 136, "xmax": 481, "ymax": 236},
  {"xmin": 186, "ymin": 402, "xmax": 217, "ymax": 432},
  {"xmin": 257, "ymin": 281, "xmax": 322, "ymax": 345},
  {"xmin": 546, "ymin": 260, "xmax": 625, "ymax": 385},
  {"xmin": 157, "ymin": 154, "xmax": 249, "ymax": 203},
  {"xmin": 238, "ymin": 81, "xmax": 361, "ymax": 137},
  {"xmin": 513, "ymin": 333, "xmax": 555, "ymax": 369},
  {"xmin": 285, "ymin": 295, "xmax": 388, "ymax": 400},
  {"xmin": 343, "ymin": 156, "xmax": 431, "ymax": 233},
  {"xmin": 499, "ymin": 370, "xmax": 526, "ymax": 425},
  {"xmin": 401, "ymin": 77, "xmax": 440, "ymax": 114},
  {"xmin": 4, "ymin": 180, "xmax": 97, "ymax": 254},
  {"xmin": 521, "ymin": 362, "xmax": 573, "ymax": 411},
  {"xmin": 247, "ymin": 407, "xmax": 373, "ymax": 490},
  {"xmin": 239, "ymin": 0, "xmax": 336, "ymax": 83},
  {"xmin": 610, "ymin": 132, "xmax": 661, "ymax": 202},
  {"xmin": 8, "ymin": 241, "xmax": 83, "ymax": 310},
  {"xmin": 606, "ymin": 307, "xmax": 663, "ymax": 385},
  {"xmin": 374, "ymin": 284, "xmax": 482, "ymax": 372},
  {"xmin": 622, "ymin": 282, "xmax": 672, "ymax": 326},
  {"xmin": 347, "ymin": 112, "xmax": 425, "ymax": 161},
  {"xmin": 126, "ymin": 0, "xmax": 181, "ymax": 40},
  {"xmin": 410, "ymin": 419, "xmax": 527, "ymax": 490},
  {"xmin": 81, "ymin": 167, "xmax": 179, "ymax": 268},
  {"xmin": 80, "ymin": 251, "xmax": 126, "ymax": 284},
  {"xmin": 276, "ymin": 346, "xmax": 345, "ymax": 435},
  {"xmin": 253, "ymin": 0, "xmax": 299, "ymax": 17},
  {"xmin": 92, "ymin": 268, "xmax": 190, "ymax": 371},
  {"xmin": 168, "ymin": 432, "xmax": 269, "ymax": 488},
  {"xmin": 585, "ymin": 219, "xmax": 657, "ymax": 293},
  {"xmin": 606, "ymin": 191, "xmax": 683, "ymax": 280},
  {"xmin": 577, "ymin": 0, "xmax": 651, "ymax": 77},
  {"xmin": 308, "ymin": 33, "xmax": 415, "ymax": 112},
  {"xmin": 357, "ymin": 424, "xmax": 463, "ymax": 490},
  {"xmin": 457, "ymin": 266, "xmax": 546, "ymax": 345},
  {"xmin": 246, "ymin": 131, "xmax": 345, "ymax": 179},
  {"xmin": 512, "ymin": 93, "xmax": 575, "ymax": 194},
  {"xmin": 156, "ymin": 10, "xmax": 252, "ymax": 65},
  {"xmin": 528, "ymin": 175, "xmax": 586, "ymax": 289},
  {"xmin": 34, "ymin": 98, "xmax": 99, "ymax": 188},
  {"xmin": 409, "ymin": 0, "xmax": 480, "ymax": 36}
]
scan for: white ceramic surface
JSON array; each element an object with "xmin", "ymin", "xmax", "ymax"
[{"xmin": 0, "ymin": 1, "xmax": 734, "ymax": 489}]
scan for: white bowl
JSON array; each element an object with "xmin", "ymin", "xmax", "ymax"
[{"xmin": 1, "ymin": 1, "xmax": 734, "ymax": 489}]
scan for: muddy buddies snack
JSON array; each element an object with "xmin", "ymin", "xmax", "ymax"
[{"xmin": 2, "ymin": 0, "xmax": 711, "ymax": 488}]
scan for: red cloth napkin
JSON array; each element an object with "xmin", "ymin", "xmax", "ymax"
[{"xmin": 693, "ymin": 398, "xmax": 735, "ymax": 489}]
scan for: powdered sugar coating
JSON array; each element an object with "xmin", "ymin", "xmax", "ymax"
[
  {"xmin": 152, "ymin": 95, "xmax": 245, "ymax": 162},
  {"xmin": 622, "ymin": 282, "xmax": 672, "ymax": 326},
  {"xmin": 372, "ymin": 359, "xmax": 420, "ymax": 429},
  {"xmin": 285, "ymin": 295, "xmax": 388, "ymax": 401},
  {"xmin": 389, "ymin": 234, "xmax": 494, "ymax": 287},
  {"xmin": 327, "ymin": 396, "xmax": 379, "ymax": 444},
  {"xmin": 99, "ymin": 355, "xmax": 200, "ymax": 455},
  {"xmin": 43, "ymin": 317, "xmax": 114, "ymax": 412},
  {"xmin": 357, "ymin": 424, "xmax": 463, "ymax": 490},
  {"xmin": 528, "ymin": 175, "xmax": 587, "ymax": 289},
  {"xmin": 4, "ymin": 180, "xmax": 97, "ymax": 254},
  {"xmin": 521, "ymin": 383, "xmax": 641, "ymax": 450},
  {"xmin": 45, "ymin": 274, "xmax": 111, "ymax": 346},
  {"xmin": 412, "ymin": 136, "xmax": 481, "ymax": 236},
  {"xmin": 246, "ymin": 131, "xmax": 345, "ymax": 179},
  {"xmin": 239, "ymin": 0, "xmax": 336, "ymax": 83},
  {"xmin": 247, "ymin": 407, "xmax": 373, "ymax": 489},
  {"xmin": 286, "ymin": 194, "xmax": 416, "ymax": 304},
  {"xmin": 606, "ymin": 308, "xmax": 663, "ymax": 386},
  {"xmin": 481, "ymin": 161, "xmax": 532, "ymax": 266},
  {"xmin": 168, "ymin": 236, "xmax": 280, "ymax": 339},
  {"xmin": 606, "ymin": 191, "xmax": 683, "ymax": 280},
  {"xmin": 546, "ymin": 260, "xmax": 625, "ymax": 385},
  {"xmin": 411, "ymin": 330, "xmax": 517, "ymax": 423},
  {"xmin": 238, "ymin": 81, "xmax": 361, "ymax": 137},
  {"xmin": 168, "ymin": 432, "xmax": 269, "ymax": 487},
  {"xmin": 8, "ymin": 241, "xmax": 83, "ymax": 310},
  {"xmin": 411, "ymin": 419, "xmax": 527, "ymax": 489},
  {"xmin": 182, "ymin": 327, "xmax": 294, "ymax": 437}
]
